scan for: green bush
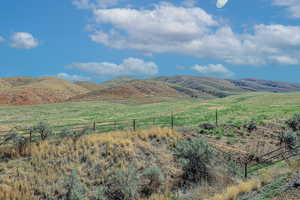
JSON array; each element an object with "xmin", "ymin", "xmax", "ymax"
[
  {"xmin": 279, "ymin": 131, "xmax": 298, "ymax": 150},
  {"xmin": 286, "ymin": 114, "xmax": 300, "ymax": 131},
  {"xmin": 106, "ymin": 167, "xmax": 140, "ymax": 200},
  {"xmin": 141, "ymin": 165, "xmax": 165, "ymax": 197},
  {"xmin": 32, "ymin": 122, "xmax": 52, "ymax": 140},
  {"xmin": 173, "ymin": 137, "xmax": 214, "ymax": 184},
  {"xmin": 244, "ymin": 121, "xmax": 257, "ymax": 132},
  {"xmin": 2, "ymin": 128, "xmax": 29, "ymax": 156},
  {"xmin": 93, "ymin": 186, "xmax": 107, "ymax": 200},
  {"xmin": 64, "ymin": 169, "xmax": 87, "ymax": 200}
]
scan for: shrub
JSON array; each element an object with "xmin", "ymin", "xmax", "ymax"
[
  {"xmin": 93, "ymin": 186, "xmax": 107, "ymax": 200},
  {"xmin": 279, "ymin": 131, "xmax": 298, "ymax": 150},
  {"xmin": 244, "ymin": 121, "xmax": 257, "ymax": 133},
  {"xmin": 199, "ymin": 123, "xmax": 215, "ymax": 130},
  {"xmin": 227, "ymin": 160, "xmax": 242, "ymax": 177},
  {"xmin": 14, "ymin": 134, "xmax": 28, "ymax": 155},
  {"xmin": 32, "ymin": 122, "xmax": 52, "ymax": 140},
  {"xmin": 141, "ymin": 165, "xmax": 165, "ymax": 197},
  {"xmin": 173, "ymin": 137, "xmax": 214, "ymax": 184},
  {"xmin": 106, "ymin": 167, "xmax": 140, "ymax": 200},
  {"xmin": 64, "ymin": 169, "xmax": 87, "ymax": 200},
  {"xmin": 286, "ymin": 114, "xmax": 300, "ymax": 131},
  {"xmin": 2, "ymin": 128, "xmax": 29, "ymax": 156}
]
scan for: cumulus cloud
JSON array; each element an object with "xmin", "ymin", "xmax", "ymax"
[
  {"xmin": 273, "ymin": 0, "xmax": 300, "ymax": 18},
  {"xmin": 0, "ymin": 36, "xmax": 5, "ymax": 42},
  {"xmin": 10, "ymin": 32, "xmax": 39, "ymax": 49},
  {"xmin": 73, "ymin": 0, "xmax": 119, "ymax": 9},
  {"xmin": 66, "ymin": 58, "xmax": 158, "ymax": 78},
  {"xmin": 192, "ymin": 64, "xmax": 234, "ymax": 77},
  {"xmin": 57, "ymin": 73, "xmax": 91, "ymax": 82},
  {"xmin": 86, "ymin": 3, "xmax": 300, "ymax": 66},
  {"xmin": 216, "ymin": 0, "xmax": 229, "ymax": 9}
]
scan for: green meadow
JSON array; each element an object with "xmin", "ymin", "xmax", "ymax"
[{"xmin": 1, "ymin": 92, "xmax": 300, "ymax": 131}]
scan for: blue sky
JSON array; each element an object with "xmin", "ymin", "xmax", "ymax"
[{"xmin": 1, "ymin": 0, "xmax": 300, "ymax": 82}]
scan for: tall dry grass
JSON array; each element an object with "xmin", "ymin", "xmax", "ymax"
[{"xmin": 0, "ymin": 128, "xmax": 181, "ymax": 200}]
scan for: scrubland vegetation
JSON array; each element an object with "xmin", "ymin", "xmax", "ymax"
[{"xmin": 0, "ymin": 92, "xmax": 300, "ymax": 200}]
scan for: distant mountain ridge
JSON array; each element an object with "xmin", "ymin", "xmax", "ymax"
[
  {"xmin": 154, "ymin": 76, "xmax": 300, "ymax": 97},
  {"xmin": 0, "ymin": 75, "xmax": 300, "ymax": 106}
]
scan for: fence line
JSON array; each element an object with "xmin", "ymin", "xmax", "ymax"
[
  {"xmin": 1, "ymin": 109, "xmax": 299, "ymax": 180},
  {"xmin": 0, "ymin": 111, "xmax": 180, "ymax": 142}
]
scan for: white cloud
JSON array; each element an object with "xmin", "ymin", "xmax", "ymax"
[
  {"xmin": 66, "ymin": 57, "xmax": 158, "ymax": 77},
  {"xmin": 182, "ymin": 0, "xmax": 197, "ymax": 8},
  {"xmin": 10, "ymin": 32, "xmax": 39, "ymax": 49},
  {"xmin": 216, "ymin": 0, "xmax": 229, "ymax": 9},
  {"xmin": 192, "ymin": 64, "xmax": 234, "ymax": 77},
  {"xmin": 57, "ymin": 73, "xmax": 91, "ymax": 82},
  {"xmin": 86, "ymin": 3, "xmax": 300, "ymax": 66},
  {"xmin": 273, "ymin": 0, "xmax": 300, "ymax": 18},
  {"xmin": 0, "ymin": 36, "xmax": 5, "ymax": 42},
  {"xmin": 73, "ymin": 0, "xmax": 119, "ymax": 9}
]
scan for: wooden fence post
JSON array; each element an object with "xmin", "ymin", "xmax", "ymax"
[
  {"xmin": 29, "ymin": 130, "xmax": 32, "ymax": 144},
  {"xmin": 171, "ymin": 112, "xmax": 174, "ymax": 130},
  {"xmin": 93, "ymin": 121, "xmax": 96, "ymax": 131},
  {"xmin": 133, "ymin": 119, "xmax": 136, "ymax": 131},
  {"xmin": 244, "ymin": 162, "xmax": 248, "ymax": 179},
  {"xmin": 215, "ymin": 109, "xmax": 218, "ymax": 127},
  {"xmin": 29, "ymin": 130, "xmax": 32, "ymax": 154},
  {"xmin": 114, "ymin": 121, "xmax": 117, "ymax": 131}
]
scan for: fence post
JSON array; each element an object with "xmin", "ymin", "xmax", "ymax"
[
  {"xmin": 93, "ymin": 121, "xmax": 96, "ymax": 131},
  {"xmin": 171, "ymin": 112, "xmax": 174, "ymax": 130},
  {"xmin": 114, "ymin": 121, "xmax": 117, "ymax": 131},
  {"xmin": 133, "ymin": 119, "xmax": 136, "ymax": 131},
  {"xmin": 29, "ymin": 130, "xmax": 32, "ymax": 154},
  {"xmin": 215, "ymin": 109, "xmax": 218, "ymax": 127},
  {"xmin": 29, "ymin": 130, "xmax": 32, "ymax": 144},
  {"xmin": 244, "ymin": 162, "xmax": 248, "ymax": 179}
]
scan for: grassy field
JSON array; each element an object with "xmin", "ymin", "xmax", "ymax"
[
  {"xmin": 1, "ymin": 92, "xmax": 300, "ymax": 200},
  {"xmin": 1, "ymin": 92, "xmax": 300, "ymax": 131}
]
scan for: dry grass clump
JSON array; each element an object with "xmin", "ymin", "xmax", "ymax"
[
  {"xmin": 0, "ymin": 128, "xmax": 181, "ymax": 200},
  {"xmin": 209, "ymin": 159, "xmax": 300, "ymax": 200},
  {"xmin": 286, "ymin": 159, "xmax": 300, "ymax": 173}
]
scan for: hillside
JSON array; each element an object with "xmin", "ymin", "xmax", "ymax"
[
  {"xmin": 155, "ymin": 75, "xmax": 300, "ymax": 97},
  {"xmin": 69, "ymin": 79, "xmax": 191, "ymax": 102},
  {"xmin": 74, "ymin": 81, "xmax": 108, "ymax": 91},
  {"xmin": 1, "ymin": 75, "xmax": 300, "ymax": 106},
  {"xmin": 228, "ymin": 78, "xmax": 300, "ymax": 92},
  {"xmin": 0, "ymin": 77, "xmax": 89, "ymax": 106},
  {"xmin": 71, "ymin": 76, "xmax": 300, "ymax": 103}
]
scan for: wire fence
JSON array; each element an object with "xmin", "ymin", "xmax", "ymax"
[
  {"xmin": 1, "ymin": 109, "xmax": 299, "ymax": 179},
  {"xmin": 0, "ymin": 111, "xmax": 180, "ymax": 144}
]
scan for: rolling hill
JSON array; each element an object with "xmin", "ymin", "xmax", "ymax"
[
  {"xmin": 155, "ymin": 75, "xmax": 300, "ymax": 97},
  {"xmin": 1, "ymin": 75, "xmax": 300, "ymax": 106},
  {"xmin": 0, "ymin": 77, "xmax": 89, "ymax": 106},
  {"xmin": 74, "ymin": 81, "xmax": 108, "ymax": 91},
  {"xmin": 69, "ymin": 79, "xmax": 191, "ymax": 102}
]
